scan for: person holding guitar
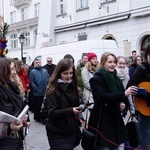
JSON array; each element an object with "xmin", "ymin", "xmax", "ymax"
[{"xmin": 127, "ymin": 45, "xmax": 150, "ymax": 150}]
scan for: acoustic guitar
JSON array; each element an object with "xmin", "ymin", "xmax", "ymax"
[{"xmin": 134, "ymin": 82, "xmax": 150, "ymax": 116}]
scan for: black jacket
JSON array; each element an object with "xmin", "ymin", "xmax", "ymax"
[
  {"xmin": 46, "ymin": 81, "xmax": 79, "ymax": 138},
  {"xmin": 127, "ymin": 61, "xmax": 150, "ymax": 102},
  {"xmin": 89, "ymin": 74, "xmax": 128, "ymax": 146},
  {"xmin": 43, "ymin": 64, "xmax": 56, "ymax": 77}
]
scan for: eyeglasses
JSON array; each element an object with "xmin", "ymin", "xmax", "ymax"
[{"xmin": 47, "ymin": 61, "xmax": 52, "ymax": 63}]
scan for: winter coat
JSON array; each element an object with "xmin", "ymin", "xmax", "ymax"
[
  {"xmin": 89, "ymin": 73, "xmax": 128, "ymax": 147},
  {"xmin": 43, "ymin": 64, "xmax": 56, "ymax": 77},
  {"xmin": 129, "ymin": 63, "xmax": 137, "ymax": 78},
  {"xmin": 29, "ymin": 67, "xmax": 49, "ymax": 96},
  {"xmin": 127, "ymin": 61, "xmax": 150, "ymax": 86},
  {"xmin": 81, "ymin": 68, "xmax": 94, "ymax": 107},
  {"xmin": 0, "ymin": 80, "xmax": 23, "ymax": 139},
  {"xmin": 46, "ymin": 81, "xmax": 80, "ymax": 138},
  {"xmin": 18, "ymin": 69, "xmax": 30, "ymax": 92},
  {"xmin": 127, "ymin": 61, "xmax": 150, "ymax": 102}
]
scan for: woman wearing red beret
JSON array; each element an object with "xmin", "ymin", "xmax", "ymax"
[{"xmin": 81, "ymin": 52, "xmax": 99, "ymax": 120}]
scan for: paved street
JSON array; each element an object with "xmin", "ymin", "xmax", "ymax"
[
  {"xmin": 25, "ymin": 111, "xmax": 50, "ymax": 150},
  {"xmin": 25, "ymin": 111, "xmax": 82, "ymax": 150}
]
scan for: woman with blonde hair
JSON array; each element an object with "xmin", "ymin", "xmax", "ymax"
[
  {"xmin": 9, "ymin": 58, "xmax": 25, "ymax": 100},
  {"xmin": 81, "ymin": 52, "xmax": 99, "ymax": 114},
  {"xmin": 88, "ymin": 52, "xmax": 137, "ymax": 150}
]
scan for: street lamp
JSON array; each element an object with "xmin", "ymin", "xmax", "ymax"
[{"xmin": 19, "ymin": 34, "xmax": 25, "ymax": 60}]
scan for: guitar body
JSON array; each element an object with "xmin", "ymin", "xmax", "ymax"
[{"xmin": 135, "ymin": 82, "xmax": 150, "ymax": 116}]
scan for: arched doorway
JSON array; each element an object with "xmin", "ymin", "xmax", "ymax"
[
  {"xmin": 141, "ymin": 35, "xmax": 150, "ymax": 61},
  {"xmin": 102, "ymin": 34, "xmax": 116, "ymax": 41},
  {"xmin": 102, "ymin": 34, "xmax": 118, "ymax": 46}
]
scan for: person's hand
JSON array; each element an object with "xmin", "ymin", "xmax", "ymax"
[
  {"xmin": 120, "ymin": 102, "xmax": 125, "ymax": 111},
  {"xmin": 24, "ymin": 121, "xmax": 30, "ymax": 128},
  {"xmin": 22, "ymin": 115, "xmax": 28, "ymax": 124},
  {"xmin": 125, "ymin": 86, "xmax": 137, "ymax": 97},
  {"xmin": 73, "ymin": 107, "xmax": 81, "ymax": 115},
  {"xmin": 10, "ymin": 122, "xmax": 23, "ymax": 131}
]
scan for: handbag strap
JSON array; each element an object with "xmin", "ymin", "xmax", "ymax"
[
  {"xmin": 127, "ymin": 114, "xmax": 138, "ymax": 123},
  {"xmin": 84, "ymin": 103, "xmax": 102, "ymax": 130}
]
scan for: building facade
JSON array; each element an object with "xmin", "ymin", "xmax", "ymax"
[
  {"xmin": 1, "ymin": 0, "xmax": 40, "ymax": 64},
  {"xmin": 2, "ymin": 0, "xmax": 150, "ymax": 64}
]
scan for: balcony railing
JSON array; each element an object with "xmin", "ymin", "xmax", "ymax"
[
  {"xmin": 13, "ymin": 0, "xmax": 31, "ymax": 7},
  {"xmin": 8, "ymin": 17, "xmax": 39, "ymax": 31}
]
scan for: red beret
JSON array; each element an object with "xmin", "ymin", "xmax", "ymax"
[{"xmin": 87, "ymin": 52, "xmax": 97, "ymax": 61}]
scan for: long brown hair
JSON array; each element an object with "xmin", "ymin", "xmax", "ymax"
[
  {"xmin": 0, "ymin": 58, "xmax": 11, "ymax": 88},
  {"xmin": 15, "ymin": 60, "xmax": 23, "ymax": 73},
  {"xmin": 46, "ymin": 59, "xmax": 78, "ymax": 95},
  {"xmin": 7, "ymin": 58, "xmax": 25, "ymax": 99}
]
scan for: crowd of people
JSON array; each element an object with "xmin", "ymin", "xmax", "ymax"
[{"xmin": 0, "ymin": 46, "xmax": 150, "ymax": 150}]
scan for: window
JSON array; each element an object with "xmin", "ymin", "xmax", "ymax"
[
  {"xmin": 10, "ymin": 11, "xmax": 16, "ymax": 23},
  {"xmin": 59, "ymin": 0, "xmax": 66, "ymax": 14},
  {"xmin": 21, "ymin": 7, "xmax": 28, "ymax": 21},
  {"xmin": 80, "ymin": 0, "xmax": 88, "ymax": 9},
  {"xmin": 22, "ymin": 32, "xmax": 30, "ymax": 47},
  {"xmin": 33, "ymin": 29, "xmax": 37, "ymax": 45},
  {"xmin": 10, "ymin": 34, "xmax": 18, "ymax": 49},
  {"xmin": 34, "ymin": 3, "xmax": 40, "ymax": 17},
  {"xmin": 77, "ymin": 0, "xmax": 88, "ymax": 10}
]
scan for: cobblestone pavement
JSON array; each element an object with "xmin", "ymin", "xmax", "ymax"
[{"xmin": 25, "ymin": 111, "xmax": 82, "ymax": 150}]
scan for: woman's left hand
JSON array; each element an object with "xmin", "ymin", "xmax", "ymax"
[
  {"xmin": 73, "ymin": 107, "xmax": 81, "ymax": 115},
  {"xmin": 120, "ymin": 102, "xmax": 125, "ymax": 111},
  {"xmin": 22, "ymin": 115, "xmax": 28, "ymax": 124}
]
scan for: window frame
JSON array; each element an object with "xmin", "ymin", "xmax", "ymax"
[
  {"xmin": 22, "ymin": 32, "xmax": 30, "ymax": 47},
  {"xmin": 34, "ymin": 3, "xmax": 40, "ymax": 17},
  {"xmin": 33, "ymin": 29, "xmax": 37, "ymax": 45},
  {"xmin": 10, "ymin": 34, "xmax": 18, "ymax": 49},
  {"xmin": 10, "ymin": 11, "xmax": 16, "ymax": 24},
  {"xmin": 21, "ymin": 7, "xmax": 28, "ymax": 21},
  {"xmin": 58, "ymin": 0, "xmax": 67, "ymax": 15},
  {"xmin": 77, "ymin": 0, "xmax": 89, "ymax": 10}
]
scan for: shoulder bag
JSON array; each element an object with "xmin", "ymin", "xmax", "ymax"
[
  {"xmin": 81, "ymin": 105, "xmax": 102, "ymax": 150},
  {"xmin": 126, "ymin": 114, "xmax": 139, "ymax": 148}
]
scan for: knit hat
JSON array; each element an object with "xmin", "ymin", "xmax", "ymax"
[
  {"xmin": 145, "ymin": 44, "xmax": 150, "ymax": 60},
  {"xmin": 87, "ymin": 52, "xmax": 97, "ymax": 61}
]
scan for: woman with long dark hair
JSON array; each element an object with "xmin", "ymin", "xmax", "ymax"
[
  {"xmin": 45, "ymin": 59, "xmax": 81, "ymax": 150},
  {"xmin": 0, "ymin": 57, "xmax": 28, "ymax": 150}
]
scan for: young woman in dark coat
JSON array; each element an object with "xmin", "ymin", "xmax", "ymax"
[
  {"xmin": 89, "ymin": 52, "xmax": 137, "ymax": 150},
  {"xmin": 45, "ymin": 59, "xmax": 81, "ymax": 150},
  {"xmin": 0, "ymin": 58, "xmax": 29, "ymax": 149}
]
